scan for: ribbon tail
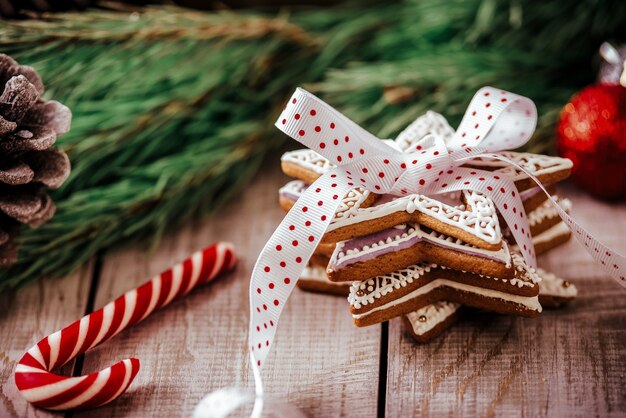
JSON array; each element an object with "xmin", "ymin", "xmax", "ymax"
[
  {"xmin": 250, "ymin": 351, "xmax": 264, "ymax": 418},
  {"xmin": 247, "ymin": 170, "xmax": 352, "ymax": 370},
  {"xmin": 469, "ymin": 153, "xmax": 626, "ymax": 287}
]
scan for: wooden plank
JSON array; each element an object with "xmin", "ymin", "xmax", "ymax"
[
  {"xmin": 75, "ymin": 163, "xmax": 380, "ymax": 418},
  {"xmin": 385, "ymin": 183, "xmax": 626, "ymax": 417},
  {"xmin": 0, "ymin": 263, "xmax": 93, "ymax": 418}
]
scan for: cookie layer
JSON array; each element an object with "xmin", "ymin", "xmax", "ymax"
[
  {"xmin": 296, "ymin": 259, "xmax": 575, "ymax": 342},
  {"xmin": 521, "ymin": 185, "xmax": 556, "ymax": 213},
  {"xmin": 279, "ymin": 178, "xmax": 503, "ymax": 251},
  {"xmin": 327, "ymin": 223, "xmax": 514, "ymax": 282},
  {"xmin": 348, "ymin": 254, "xmax": 541, "ymax": 327},
  {"xmin": 324, "ymin": 190, "xmax": 502, "ymax": 250},
  {"xmin": 298, "ymin": 265, "xmax": 349, "ymax": 296},
  {"xmin": 532, "ymin": 222, "xmax": 572, "ymax": 255}
]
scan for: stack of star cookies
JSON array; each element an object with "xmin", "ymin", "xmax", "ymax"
[{"xmin": 278, "ymin": 112, "xmax": 578, "ymax": 343}]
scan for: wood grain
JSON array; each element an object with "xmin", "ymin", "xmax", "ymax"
[
  {"xmin": 385, "ymin": 183, "xmax": 626, "ymax": 417},
  {"xmin": 73, "ymin": 163, "xmax": 380, "ymax": 418},
  {"xmin": 0, "ymin": 263, "xmax": 93, "ymax": 418}
]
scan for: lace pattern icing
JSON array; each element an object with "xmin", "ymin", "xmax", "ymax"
[
  {"xmin": 527, "ymin": 196, "xmax": 572, "ymax": 226},
  {"xmin": 348, "ymin": 263, "xmax": 436, "ymax": 309},
  {"xmin": 281, "ymin": 149, "xmax": 333, "ymax": 175},
  {"xmin": 330, "ymin": 190, "xmax": 501, "ymax": 245},
  {"xmin": 348, "ymin": 253, "xmax": 539, "ymax": 309}
]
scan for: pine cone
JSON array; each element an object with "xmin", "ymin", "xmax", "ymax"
[{"xmin": 0, "ymin": 54, "xmax": 71, "ymax": 266}]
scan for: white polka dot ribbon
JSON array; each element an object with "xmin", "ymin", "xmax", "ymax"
[{"xmin": 247, "ymin": 86, "xmax": 626, "ymax": 405}]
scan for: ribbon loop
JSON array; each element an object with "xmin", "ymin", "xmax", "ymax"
[
  {"xmin": 276, "ymin": 88, "xmax": 393, "ymax": 161},
  {"xmin": 448, "ymin": 87, "xmax": 537, "ymax": 154}
]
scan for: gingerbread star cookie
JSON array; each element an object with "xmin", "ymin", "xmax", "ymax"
[
  {"xmin": 280, "ymin": 179, "xmax": 513, "ymax": 279},
  {"xmin": 281, "ymin": 150, "xmax": 505, "ymax": 250},
  {"xmin": 348, "ymin": 253, "xmax": 542, "ymax": 327},
  {"xmin": 327, "ymin": 223, "xmax": 514, "ymax": 282},
  {"xmin": 402, "ymin": 267, "xmax": 578, "ymax": 342}
]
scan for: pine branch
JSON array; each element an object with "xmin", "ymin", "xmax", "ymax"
[
  {"xmin": 0, "ymin": 3, "xmax": 382, "ymax": 290},
  {"xmin": 2, "ymin": 122, "xmax": 267, "ymax": 288},
  {"xmin": 0, "ymin": 0, "xmax": 624, "ymax": 291}
]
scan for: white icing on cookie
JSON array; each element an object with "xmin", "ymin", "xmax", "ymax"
[
  {"xmin": 331, "ymin": 223, "xmax": 511, "ymax": 269},
  {"xmin": 278, "ymin": 174, "xmax": 501, "ymax": 246},
  {"xmin": 329, "ymin": 190, "xmax": 502, "ymax": 245},
  {"xmin": 527, "ymin": 196, "xmax": 572, "ymax": 227},
  {"xmin": 281, "ymin": 149, "xmax": 332, "ymax": 175},
  {"xmin": 300, "ymin": 265, "xmax": 348, "ymax": 289},
  {"xmin": 510, "ymin": 253, "xmax": 541, "ymax": 285},
  {"xmin": 395, "ymin": 111, "xmax": 456, "ymax": 152},
  {"xmin": 350, "ymin": 277, "xmax": 542, "ymax": 319},
  {"xmin": 532, "ymin": 221, "xmax": 571, "ymax": 246},
  {"xmin": 537, "ymin": 268, "xmax": 578, "ymax": 298},
  {"xmin": 405, "ymin": 301, "xmax": 462, "ymax": 335},
  {"xmin": 348, "ymin": 253, "xmax": 538, "ymax": 311},
  {"xmin": 334, "ymin": 188, "xmax": 372, "ymax": 221},
  {"xmin": 279, "ymin": 180, "xmax": 307, "ymax": 200},
  {"xmin": 465, "ymin": 151, "xmax": 573, "ymax": 182},
  {"xmin": 348, "ymin": 263, "xmax": 437, "ymax": 309}
]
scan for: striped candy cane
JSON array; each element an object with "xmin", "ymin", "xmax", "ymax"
[{"xmin": 15, "ymin": 242, "xmax": 236, "ymax": 411}]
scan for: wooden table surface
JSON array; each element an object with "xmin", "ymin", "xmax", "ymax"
[{"xmin": 1, "ymin": 163, "xmax": 626, "ymax": 418}]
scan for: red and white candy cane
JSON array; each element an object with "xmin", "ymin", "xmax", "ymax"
[{"xmin": 15, "ymin": 242, "xmax": 236, "ymax": 411}]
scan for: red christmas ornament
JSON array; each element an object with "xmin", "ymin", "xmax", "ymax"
[{"xmin": 556, "ymin": 84, "xmax": 626, "ymax": 200}]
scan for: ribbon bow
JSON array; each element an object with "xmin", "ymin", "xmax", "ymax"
[{"xmin": 247, "ymin": 86, "xmax": 626, "ymax": 404}]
